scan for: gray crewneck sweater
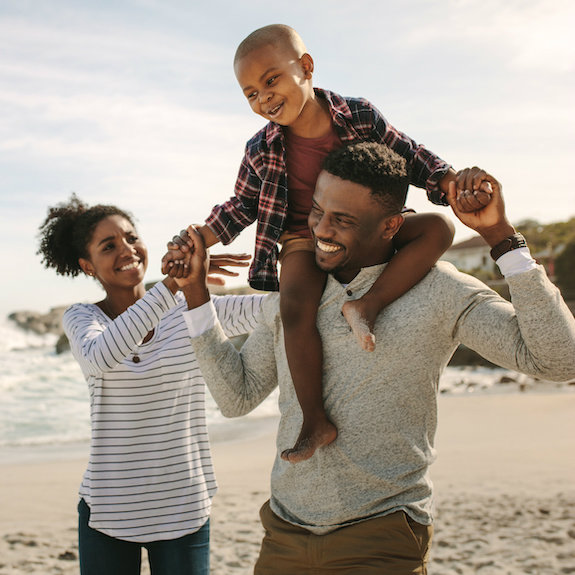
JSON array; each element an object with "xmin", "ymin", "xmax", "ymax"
[{"xmin": 191, "ymin": 262, "xmax": 575, "ymax": 534}]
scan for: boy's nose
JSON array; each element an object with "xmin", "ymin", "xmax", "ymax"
[{"xmin": 258, "ymin": 90, "xmax": 272, "ymax": 104}]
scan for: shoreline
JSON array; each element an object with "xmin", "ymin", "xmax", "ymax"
[{"xmin": 1, "ymin": 393, "xmax": 574, "ymax": 574}]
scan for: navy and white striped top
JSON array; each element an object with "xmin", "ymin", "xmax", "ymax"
[{"xmin": 63, "ymin": 282, "xmax": 264, "ymax": 542}]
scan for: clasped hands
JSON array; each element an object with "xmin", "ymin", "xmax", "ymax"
[{"xmin": 161, "ymin": 226, "xmax": 250, "ymax": 288}]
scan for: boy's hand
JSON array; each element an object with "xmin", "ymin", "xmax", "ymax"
[
  {"xmin": 454, "ymin": 167, "xmax": 493, "ymax": 213},
  {"xmin": 161, "ymin": 225, "xmax": 221, "ymax": 275},
  {"xmin": 161, "ymin": 228, "xmax": 195, "ymax": 275},
  {"xmin": 446, "ymin": 168, "xmax": 515, "ymax": 246},
  {"xmin": 172, "ymin": 226, "xmax": 208, "ymax": 288},
  {"xmin": 164, "ymin": 227, "xmax": 251, "ymax": 286}
]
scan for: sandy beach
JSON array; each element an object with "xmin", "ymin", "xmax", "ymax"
[{"xmin": 1, "ymin": 392, "xmax": 574, "ymax": 575}]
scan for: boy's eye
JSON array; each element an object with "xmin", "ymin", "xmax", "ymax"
[
  {"xmin": 266, "ymin": 75, "xmax": 278, "ymax": 86},
  {"xmin": 247, "ymin": 91, "xmax": 256, "ymax": 100}
]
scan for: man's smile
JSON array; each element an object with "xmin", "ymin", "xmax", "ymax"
[{"xmin": 316, "ymin": 239, "xmax": 343, "ymax": 253}]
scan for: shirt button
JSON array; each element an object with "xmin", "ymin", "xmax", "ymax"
[{"xmin": 346, "ymin": 289, "xmax": 353, "ymax": 296}]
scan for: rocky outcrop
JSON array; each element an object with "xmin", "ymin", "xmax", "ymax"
[
  {"xmin": 8, "ymin": 307, "xmax": 67, "ymax": 336},
  {"xmin": 8, "ymin": 306, "xmax": 70, "ymax": 354}
]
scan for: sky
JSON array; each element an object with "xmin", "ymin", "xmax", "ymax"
[{"xmin": 1, "ymin": 0, "xmax": 574, "ymax": 317}]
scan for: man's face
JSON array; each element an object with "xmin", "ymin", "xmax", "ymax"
[{"xmin": 309, "ymin": 171, "xmax": 401, "ymax": 284}]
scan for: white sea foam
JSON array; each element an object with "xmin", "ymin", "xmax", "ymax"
[{"xmin": 0, "ymin": 318, "xmax": 571, "ymax": 451}]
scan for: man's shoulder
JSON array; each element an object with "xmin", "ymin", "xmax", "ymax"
[{"xmin": 427, "ymin": 260, "xmax": 477, "ymax": 282}]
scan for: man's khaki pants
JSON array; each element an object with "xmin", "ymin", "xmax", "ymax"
[{"xmin": 254, "ymin": 500, "xmax": 432, "ymax": 574}]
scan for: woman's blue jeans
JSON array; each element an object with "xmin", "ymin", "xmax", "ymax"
[{"xmin": 78, "ymin": 499, "xmax": 210, "ymax": 575}]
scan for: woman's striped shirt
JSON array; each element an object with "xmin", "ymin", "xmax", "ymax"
[{"xmin": 63, "ymin": 282, "xmax": 264, "ymax": 542}]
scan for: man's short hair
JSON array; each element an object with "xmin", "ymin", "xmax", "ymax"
[{"xmin": 322, "ymin": 142, "xmax": 410, "ymax": 215}]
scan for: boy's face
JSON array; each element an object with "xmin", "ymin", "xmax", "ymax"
[{"xmin": 234, "ymin": 42, "xmax": 314, "ymax": 128}]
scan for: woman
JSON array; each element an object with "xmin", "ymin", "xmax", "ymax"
[{"xmin": 37, "ymin": 195, "xmax": 264, "ymax": 575}]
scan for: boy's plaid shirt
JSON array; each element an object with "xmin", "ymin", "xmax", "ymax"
[{"xmin": 205, "ymin": 88, "xmax": 451, "ymax": 292}]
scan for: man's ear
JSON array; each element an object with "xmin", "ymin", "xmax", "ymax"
[
  {"xmin": 79, "ymin": 257, "xmax": 95, "ymax": 278},
  {"xmin": 300, "ymin": 53, "xmax": 314, "ymax": 79},
  {"xmin": 381, "ymin": 213, "xmax": 405, "ymax": 240}
]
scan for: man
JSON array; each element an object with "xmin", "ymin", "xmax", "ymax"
[{"xmin": 176, "ymin": 142, "xmax": 575, "ymax": 574}]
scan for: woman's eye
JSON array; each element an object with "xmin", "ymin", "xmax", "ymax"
[{"xmin": 128, "ymin": 235, "xmax": 138, "ymax": 244}]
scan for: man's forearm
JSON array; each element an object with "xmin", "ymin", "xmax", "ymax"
[{"xmin": 180, "ymin": 283, "xmax": 210, "ymax": 310}]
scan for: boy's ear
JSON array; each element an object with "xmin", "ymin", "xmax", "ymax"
[
  {"xmin": 300, "ymin": 53, "xmax": 314, "ymax": 78},
  {"xmin": 380, "ymin": 214, "xmax": 405, "ymax": 240}
]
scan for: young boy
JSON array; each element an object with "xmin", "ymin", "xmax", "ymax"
[{"xmin": 163, "ymin": 24, "xmax": 491, "ymax": 463}]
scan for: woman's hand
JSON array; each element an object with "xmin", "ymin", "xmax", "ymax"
[{"xmin": 206, "ymin": 253, "xmax": 251, "ymax": 286}]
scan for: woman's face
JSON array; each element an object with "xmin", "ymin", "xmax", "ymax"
[{"xmin": 81, "ymin": 215, "xmax": 148, "ymax": 291}]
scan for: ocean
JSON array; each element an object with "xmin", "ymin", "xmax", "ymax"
[{"xmin": 0, "ymin": 318, "xmax": 571, "ymax": 457}]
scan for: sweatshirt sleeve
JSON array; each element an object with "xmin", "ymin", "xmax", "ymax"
[
  {"xmin": 63, "ymin": 282, "xmax": 178, "ymax": 376},
  {"xmin": 190, "ymin": 296, "xmax": 279, "ymax": 417},
  {"xmin": 451, "ymin": 265, "xmax": 575, "ymax": 382}
]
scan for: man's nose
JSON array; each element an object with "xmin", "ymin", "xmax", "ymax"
[{"xmin": 312, "ymin": 215, "xmax": 333, "ymax": 238}]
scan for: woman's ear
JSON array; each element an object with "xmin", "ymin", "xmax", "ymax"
[
  {"xmin": 381, "ymin": 213, "xmax": 405, "ymax": 240},
  {"xmin": 79, "ymin": 258, "xmax": 95, "ymax": 278}
]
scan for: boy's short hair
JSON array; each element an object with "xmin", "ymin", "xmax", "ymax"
[
  {"xmin": 322, "ymin": 142, "xmax": 410, "ymax": 215},
  {"xmin": 234, "ymin": 24, "xmax": 307, "ymax": 65}
]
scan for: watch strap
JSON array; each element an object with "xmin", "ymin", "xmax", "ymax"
[{"xmin": 489, "ymin": 233, "xmax": 527, "ymax": 261}]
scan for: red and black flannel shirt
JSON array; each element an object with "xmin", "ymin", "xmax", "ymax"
[{"xmin": 205, "ymin": 88, "xmax": 451, "ymax": 292}]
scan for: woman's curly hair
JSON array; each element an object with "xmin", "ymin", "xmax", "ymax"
[{"xmin": 37, "ymin": 194, "xmax": 135, "ymax": 277}]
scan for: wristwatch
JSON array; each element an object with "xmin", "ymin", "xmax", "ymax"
[{"xmin": 489, "ymin": 233, "xmax": 527, "ymax": 261}]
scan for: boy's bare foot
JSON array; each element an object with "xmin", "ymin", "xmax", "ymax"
[
  {"xmin": 281, "ymin": 418, "xmax": 337, "ymax": 463},
  {"xmin": 342, "ymin": 299, "xmax": 376, "ymax": 352}
]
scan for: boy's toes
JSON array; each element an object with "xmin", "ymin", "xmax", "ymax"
[{"xmin": 362, "ymin": 332, "xmax": 376, "ymax": 352}]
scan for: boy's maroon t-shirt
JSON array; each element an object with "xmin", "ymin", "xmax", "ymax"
[{"xmin": 284, "ymin": 125, "xmax": 342, "ymax": 238}]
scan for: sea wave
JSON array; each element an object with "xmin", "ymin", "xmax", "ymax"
[{"xmin": 0, "ymin": 319, "xmax": 571, "ymax": 450}]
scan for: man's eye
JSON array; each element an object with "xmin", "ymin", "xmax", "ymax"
[{"xmin": 128, "ymin": 236, "xmax": 138, "ymax": 244}]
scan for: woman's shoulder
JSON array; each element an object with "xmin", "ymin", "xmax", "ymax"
[
  {"xmin": 64, "ymin": 301, "xmax": 101, "ymax": 318},
  {"xmin": 63, "ymin": 300, "xmax": 109, "ymax": 325}
]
